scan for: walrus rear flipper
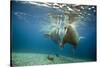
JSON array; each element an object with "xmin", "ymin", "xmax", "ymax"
[{"xmin": 62, "ymin": 25, "xmax": 79, "ymax": 48}]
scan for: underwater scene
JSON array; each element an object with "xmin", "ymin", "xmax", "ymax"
[{"xmin": 11, "ymin": 1, "xmax": 96, "ymax": 66}]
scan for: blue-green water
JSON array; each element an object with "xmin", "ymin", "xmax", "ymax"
[{"xmin": 11, "ymin": 1, "xmax": 96, "ymax": 66}]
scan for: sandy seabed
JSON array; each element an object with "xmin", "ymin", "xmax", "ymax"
[{"xmin": 11, "ymin": 52, "xmax": 91, "ymax": 66}]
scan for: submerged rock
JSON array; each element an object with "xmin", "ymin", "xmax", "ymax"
[{"xmin": 47, "ymin": 55, "xmax": 54, "ymax": 61}]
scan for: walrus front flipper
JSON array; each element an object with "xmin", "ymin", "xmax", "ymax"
[{"xmin": 62, "ymin": 25, "xmax": 79, "ymax": 48}]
